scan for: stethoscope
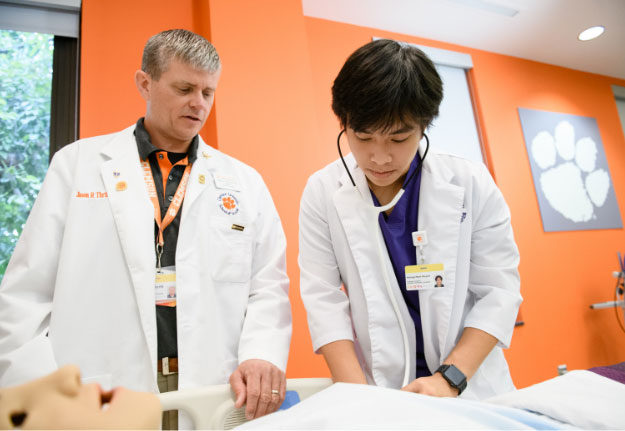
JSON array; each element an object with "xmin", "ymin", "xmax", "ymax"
[
  {"xmin": 337, "ymin": 129, "xmax": 430, "ymax": 203},
  {"xmin": 337, "ymin": 129, "xmax": 430, "ymax": 387}
]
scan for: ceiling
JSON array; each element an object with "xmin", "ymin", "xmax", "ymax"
[{"xmin": 302, "ymin": 0, "xmax": 625, "ymax": 80}]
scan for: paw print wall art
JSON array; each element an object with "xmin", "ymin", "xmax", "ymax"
[{"xmin": 518, "ymin": 108, "xmax": 622, "ymax": 232}]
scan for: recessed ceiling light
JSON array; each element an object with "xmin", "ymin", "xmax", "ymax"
[{"xmin": 578, "ymin": 26, "xmax": 605, "ymax": 41}]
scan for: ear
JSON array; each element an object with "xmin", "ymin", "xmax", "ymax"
[{"xmin": 134, "ymin": 70, "xmax": 151, "ymax": 101}]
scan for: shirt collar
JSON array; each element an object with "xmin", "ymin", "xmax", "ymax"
[
  {"xmin": 402, "ymin": 153, "xmax": 421, "ymax": 188},
  {"xmin": 134, "ymin": 117, "xmax": 198, "ymax": 163}
]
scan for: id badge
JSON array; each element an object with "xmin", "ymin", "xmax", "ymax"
[
  {"xmin": 405, "ymin": 263, "xmax": 445, "ymax": 290},
  {"xmin": 155, "ymin": 266, "xmax": 177, "ymax": 307}
]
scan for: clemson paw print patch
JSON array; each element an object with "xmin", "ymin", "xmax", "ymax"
[
  {"xmin": 218, "ymin": 192, "xmax": 240, "ymax": 215},
  {"xmin": 519, "ymin": 108, "xmax": 622, "ymax": 231}
]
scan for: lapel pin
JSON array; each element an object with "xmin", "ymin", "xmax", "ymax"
[
  {"xmin": 115, "ymin": 181, "xmax": 127, "ymax": 192},
  {"xmin": 202, "ymin": 151, "xmax": 211, "ymax": 159},
  {"xmin": 198, "ymin": 174, "xmax": 206, "ymax": 184}
]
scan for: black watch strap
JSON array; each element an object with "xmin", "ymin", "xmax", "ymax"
[{"xmin": 436, "ymin": 364, "xmax": 467, "ymax": 395}]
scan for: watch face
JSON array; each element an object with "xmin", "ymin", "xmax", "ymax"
[{"xmin": 444, "ymin": 365, "xmax": 466, "ymax": 386}]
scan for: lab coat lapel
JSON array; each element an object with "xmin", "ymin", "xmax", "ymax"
[
  {"xmin": 181, "ymin": 139, "xmax": 214, "ymax": 216},
  {"xmin": 417, "ymin": 147, "xmax": 465, "ymax": 368},
  {"xmin": 333, "ymin": 155, "xmax": 416, "ymax": 387},
  {"xmin": 99, "ymin": 126, "xmax": 158, "ymax": 375},
  {"xmin": 333, "ymin": 157, "xmax": 376, "ymax": 275}
]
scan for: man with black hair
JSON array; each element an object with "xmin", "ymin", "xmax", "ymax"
[{"xmin": 299, "ymin": 39, "xmax": 521, "ymax": 399}]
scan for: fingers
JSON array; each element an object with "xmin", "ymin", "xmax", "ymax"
[
  {"xmin": 253, "ymin": 370, "xmax": 273, "ymax": 418},
  {"xmin": 243, "ymin": 370, "xmax": 261, "ymax": 420},
  {"xmin": 400, "ymin": 380, "xmax": 419, "ymax": 393},
  {"xmin": 229, "ymin": 369, "xmax": 247, "ymax": 409},
  {"xmin": 265, "ymin": 367, "xmax": 285, "ymax": 415},
  {"xmin": 231, "ymin": 360, "xmax": 287, "ymax": 420},
  {"xmin": 402, "ymin": 376, "xmax": 458, "ymax": 397},
  {"xmin": 278, "ymin": 371, "xmax": 287, "ymax": 408},
  {"xmin": 401, "ymin": 378, "xmax": 431, "ymax": 395}
]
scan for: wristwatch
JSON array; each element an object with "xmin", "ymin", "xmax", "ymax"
[{"xmin": 436, "ymin": 364, "xmax": 467, "ymax": 395}]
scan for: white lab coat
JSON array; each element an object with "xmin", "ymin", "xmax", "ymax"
[
  {"xmin": 0, "ymin": 125, "xmax": 292, "ymax": 395},
  {"xmin": 299, "ymin": 146, "xmax": 522, "ymax": 400}
]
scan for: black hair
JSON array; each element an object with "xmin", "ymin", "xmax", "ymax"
[
  {"xmin": 332, "ymin": 39, "xmax": 443, "ymax": 132},
  {"xmin": 435, "ymin": 275, "xmax": 443, "ymax": 281}
]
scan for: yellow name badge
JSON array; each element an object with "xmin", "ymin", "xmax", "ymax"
[
  {"xmin": 155, "ymin": 266, "xmax": 177, "ymax": 307},
  {"xmin": 405, "ymin": 263, "xmax": 445, "ymax": 291}
]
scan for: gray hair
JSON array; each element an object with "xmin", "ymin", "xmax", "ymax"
[{"xmin": 141, "ymin": 29, "xmax": 221, "ymax": 80}]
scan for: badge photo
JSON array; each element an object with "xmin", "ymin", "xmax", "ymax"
[
  {"xmin": 155, "ymin": 267, "xmax": 176, "ymax": 307},
  {"xmin": 405, "ymin": 263, "xmax": 445, "ymax": 290}
]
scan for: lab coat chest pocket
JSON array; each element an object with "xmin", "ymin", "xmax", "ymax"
[{"xmin": 207, "ymin": 218, "xmax": 253, "ymax": 283}]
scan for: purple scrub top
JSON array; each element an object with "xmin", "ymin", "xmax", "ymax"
[{"xmin": 371, "ymin": 155, "xmax": 431, "ymax": 378}]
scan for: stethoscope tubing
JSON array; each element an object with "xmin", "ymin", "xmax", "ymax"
[{"xmin": 337, "ymin": 129, "xmax": 430, "ymax": 189}]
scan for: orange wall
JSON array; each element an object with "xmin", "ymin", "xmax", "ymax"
[
  {"xmin": 302, "ymin": 17, "xmax": 625, "ymax": 388},
  {"xmin": 81, "ymin": 1, "xmax": 625, "ymax": 388},
  {"xmin": 80, "ymin": 0, "xmax": 217, "ymax": 145},
  {"xmin": 469, "ymin": 46, "xmax": 625, "ymax": 385},
  {"xmin": 205, "ymin": 0, "xmax": 329, "ymax": 378}
]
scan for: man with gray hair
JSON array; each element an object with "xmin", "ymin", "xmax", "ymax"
[{"xmin": 0, "ymin": 29, "xmax": 292, "ymax": 428}]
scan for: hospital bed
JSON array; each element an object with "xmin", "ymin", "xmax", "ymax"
[
  {"xmin": 160, "ymin": 363, "xmax": 625, "ymax": 430},
  {"xmin": 158, "ymin": 377, "xmax": 332, "ymax": 429}
]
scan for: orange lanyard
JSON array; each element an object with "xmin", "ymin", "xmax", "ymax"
[{"xmin": 140, "ymin": 158, "xmax": 192, "ymax": 268}]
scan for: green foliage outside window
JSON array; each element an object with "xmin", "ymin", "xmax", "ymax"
[{"xmin": 0, "ymin": 30, "xmax": 53, "ymax": 279}]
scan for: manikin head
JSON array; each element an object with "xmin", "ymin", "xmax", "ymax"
[
  {"xmin": 332, "ymin": 39, "xmax": 443, "ymax": 197},
  {"xmin": 0, "ymin": 365, "xmax": 161, "ymax": 429},
  {"xmin": 135, "ymin": 29, "xmax": 222, "ymax": 152}
]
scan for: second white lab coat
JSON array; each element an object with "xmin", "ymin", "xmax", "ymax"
[
  {"xmin": 299, "ymin": 147, "xmax": 521, "ymax": 399},
  {"xmin": 0, "ymin": 125, "xmax": 292, "ymax": 397}
]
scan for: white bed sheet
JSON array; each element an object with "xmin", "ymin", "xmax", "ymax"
[
  {"xmin": 237, "ymin": 383, "xmax": 574, "ymax": 430},
  {"xmin": 485, "ymin": 370, "xmax": 625, "ymax": 429}
]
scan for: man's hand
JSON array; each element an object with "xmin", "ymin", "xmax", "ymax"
[
  {"xmin": 229, "ymin": 359, "xmax": 286, "ymax": 420},
  {"xmin": 401, "ymin": 373, "xmax": 459, "ymax": 397}
]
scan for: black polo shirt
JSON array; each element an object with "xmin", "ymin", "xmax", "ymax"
[{"xmin": 134, "ymin": 118, "xmax": 198, "ymax": 360}]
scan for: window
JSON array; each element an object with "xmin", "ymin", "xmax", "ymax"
[
  {"xmin": 0, "ymin": 1, "xmax": 80, "ymax": 279},
  {"xmin": 408, "ymin": 43, "xmax": 484, "ymax": 164},
  {"xmin": 0, "ymin": 30, "xmax": 54, "ymax": 276},
  {"xmin": 612, "ymin": 85, "xmax": 625, "ymax": 141},
  {"xmin": 374, "ymin": 38, "xmax": 485, "ymax": 164}
]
